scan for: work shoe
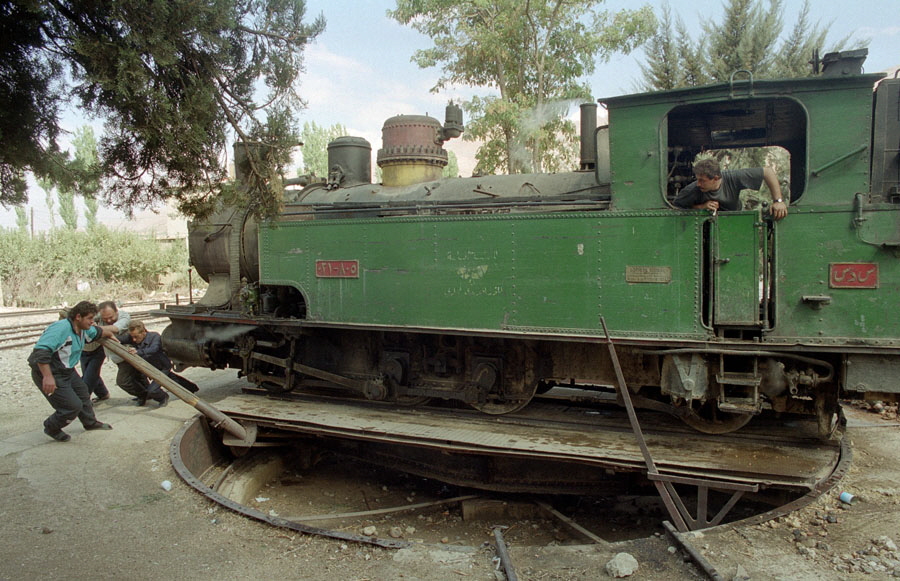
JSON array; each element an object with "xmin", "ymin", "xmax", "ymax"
[
  {"xmin": 43, "ymin": 426, "xmax": 71, "ymax": 442},
  {"xmin": 156, "ymin": 393, "xmax": 169, "ymax": 408},
  {"xmin": 84, "ymin": 422, "xmax": 113, "ymax": 431},
  {"xmin": 135, "ymin": 396, "xmax": 147, "ymax": 407},
  {"xmin": 92, "ymin": 394, "xmax": 110, "ymax": 403}
]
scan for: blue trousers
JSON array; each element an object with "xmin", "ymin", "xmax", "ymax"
[
  {"xmin": 80, "ymin": 348, "xmax": 109, "ymax": 398},
  {"xmin": 31, "ymin": 366, "xmax": 98, "ymax": 433}
]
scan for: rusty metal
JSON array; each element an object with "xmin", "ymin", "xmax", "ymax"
[
  {"xmin": 600, "ymin": 317, "xmax": 760, "ymax": 532},
  {"xmin": 102, "ymin": 339, "xmax": 250, "ymax": 443},
  {"xmin": 723, "ymin": 416, "xmax": 852, "ymax": 529},
  {"xmin": 168, "ymin": 401, "xmax": 850, "ymax": 549},
  {"xmin": 492, "ymin": 526, "xmax": 518, "ymax": 581},
  {"xmin": 663, "ymin": 520, "xmax": 724, "ymax": 581},
  {"xmin": 535, "ymin": 500, "xmax": 607, "ymax": 545},
  {"xmin": 251, "ymin": 351, "xmax": 372, "ymax": 395},
  {"xmin": 216, "ymin": 391, "xmax": 839, "ymax": 492},
  {"xmin": 169, "ymin": 414, "xmax": 407, "ymax": 549},
  {"xmin": 283, "ymin": 495, "xmax": 479, "ymax": 522}
]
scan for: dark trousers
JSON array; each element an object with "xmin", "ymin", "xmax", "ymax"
[
  {"xmin": 31, "ymin": 366, "xmax": 98, "ymax": 433},
  {"xmin": 80, "ymin": 348, "xmax": 109, "ymax": 398},
  {"xmin": 116, "ymin": 362, "xmax": 150, "ymax": 399},
  {"xmin": 116, "ymin": 362, "xmax": 166, "ymax": 403}
]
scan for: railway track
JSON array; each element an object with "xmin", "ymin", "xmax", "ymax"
[
  {"xmin": 0, "ymin": 307, "xmax": 170, "ymax": 350},
  {"xmin": 0, "ymin": 300, "xmax": 167, "ymax": 320}
]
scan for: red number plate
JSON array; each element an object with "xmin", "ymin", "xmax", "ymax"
[
  {"xmin": 316, "ymin": 260, "xmax": 359, "ymax": 278},
  {"xmin": 829, "ymin": 263, "xmax": 878, "ymax": 288}
]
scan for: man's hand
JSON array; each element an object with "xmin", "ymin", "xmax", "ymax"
[
  {"xmin": 42, "ymin": 375, "xmax": 57, "ymax": 396},
  {"xmin": 770, "ymin": 200, "xmax": 788, "ymax": 221},
  {"xmin": 38, "ymin": 362, "xmax": 57, "ymax": 396},
  {"xmin": 695, "ymin": 200, "xmax": 719, "ymax": 211}
]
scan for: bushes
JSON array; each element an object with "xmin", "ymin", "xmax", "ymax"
[{"xmin": 0, "ymin": 225, "xmax": 189, "ymax": 307}]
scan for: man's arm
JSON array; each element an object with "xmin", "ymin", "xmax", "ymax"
[
  {"xmin": 112, "ymin": 310, "xmax": 131, "ymax": 334},
  {"xmin": 29, "ymin": 346, "xmax": 58, "ymax": 395},
  {"xmin": 37, "ymin": 361, "xmax": 56, "ymax": 395},
  {"xmin": 762, "ymin": 167, "xmax": 788, "ymax": 220},
  {"xmin": 88, "ymin": 324, "xmax": 120, "ymax": 342},
  {"xmin": 135, "ymin": 333, "xmax": 163, "ymax": 358},
  {"xmin": 672, "ymin": 184, "xmax": 709, "ymax": 210}
]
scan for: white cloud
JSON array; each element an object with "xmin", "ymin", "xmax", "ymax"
[{"xmin": 858, "ymin": 26, "xmax": 900, "ymax": 37}]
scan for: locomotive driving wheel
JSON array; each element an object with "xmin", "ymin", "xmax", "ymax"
[
  {"xmin": 468, "ymin": 348, "xmax": 538, "ymax": 415},
  {"xmin": 676, "ymin": 399, "xmax": 754, "ymax": 434},
  {"xmin": 470, "ymin": 382, "xmax": 537, "ymax": 414}
]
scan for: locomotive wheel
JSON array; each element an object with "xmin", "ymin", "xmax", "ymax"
[
  {"xmin": 470, "ymin": 379, "xmax": 538, "ymax": 415},
  {"xmin": 469, "ymin": 345, "xmax": 538, "ymax": 415},
  {"xmin": 677, "ymin": 401, "xmax": 753, "ymax": 434}
]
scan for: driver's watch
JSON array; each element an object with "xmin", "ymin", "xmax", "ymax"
[{"xmin": 774, "ymin": 198, "xmax": 783, "ymax": 203}]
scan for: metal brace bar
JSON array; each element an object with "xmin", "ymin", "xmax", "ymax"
[
  {"xmin": 599, "ymin": 317, "xmax": 758, "ymax": 532},
  {"xmin": 251, "ymin": 352, "xmax": 368, "ymax": 392}
]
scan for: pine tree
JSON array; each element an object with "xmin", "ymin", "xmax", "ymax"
[
  {"xmin": 640, "ymin": 0, "xmax": 853, "ymax": 91},
  {"xmin": 0, "ymin": 0, "xmax": 325, "ymax": 220}
]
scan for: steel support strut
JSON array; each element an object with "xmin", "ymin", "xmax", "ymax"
[{"xmin": 599, "ymin": 318, "xmax": 758, "ymax": 532}]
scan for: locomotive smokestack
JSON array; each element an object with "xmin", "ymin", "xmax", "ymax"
[{"xmin": 580, "ymin": 103, "xmax": 598, "ymax": 171}]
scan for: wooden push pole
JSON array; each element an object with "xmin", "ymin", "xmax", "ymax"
[{"xmin": 101, "ymin": 339, "xmax": 250, "ymax": 444}]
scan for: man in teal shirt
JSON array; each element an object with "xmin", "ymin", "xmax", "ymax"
[{"xmin": 28, "ymin": 301, "xmax": 118, "ymax": 442}]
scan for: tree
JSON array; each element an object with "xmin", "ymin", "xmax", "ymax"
[
  {"xmin": 15, "ymin": 207, "xmax": 29, "ymax": 234},
  {"xmin": 638, "ymin": 0, "xmax": 850, "ymax": 91},
  {"xmin": 0, "ymin": 0, "xmax": 325, "ymax": 221},
  {"xmin": 298, "ymin": 122, "xmax": 348, "ymax": 178},
  {"xmin": 443, "ymin": 151, "xmax": 459, "ymax": 178},
  {"xmin": 72, "ymin": 127, "xmax": 101, "ymax": 229},
  {"xmin": 58, "ymin": 187, "xmax": 78, "ymax": 230},
  {"xmin": 389, "ymin": 0, "xmax": 655, "ymax": 175},
  {"xmin": 637, "ymin": 4, "xmax": 709, "ymax": 90},
  {"xmin": 37, "ymin": 177, "xmax": 57, "ymax": 230}
]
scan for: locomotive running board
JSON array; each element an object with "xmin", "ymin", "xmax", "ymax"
[{"xmin": 600, "ymin": 317, "xmax": 758, "ymax": 532}]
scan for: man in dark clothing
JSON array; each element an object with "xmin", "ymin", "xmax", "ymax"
[
  {"xmin": 122, "ymin": 320, "xmax": 199, "ymax": 406},
  {"xmin": 28, "ymin": 301, "xmax": 118, "ymax": 441},
  {"xmin": 672, "ymin": 158, "xmax": 789, "ymax": 220},
  {"xmin": 97, "ymin": 301, "xmax": 153, "ymax": 405}
]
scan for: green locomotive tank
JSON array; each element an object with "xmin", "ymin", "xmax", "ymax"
[{"xmin": 163, "ymin": 50, "xmax": 900, "ymax": 436}]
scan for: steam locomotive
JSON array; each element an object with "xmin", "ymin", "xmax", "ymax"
[{"xmin": 162, "ymin": 49, "xmax": 900, "ymax": 436}]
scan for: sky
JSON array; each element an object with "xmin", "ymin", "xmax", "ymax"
[{"xmin": 3, "ymin": 0, "xmax": 898, "ymax": 232}]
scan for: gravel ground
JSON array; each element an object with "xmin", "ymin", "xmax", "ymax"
[{"xmin": 1, "ymin": 313, "xmax": 899, "ymax": 580}]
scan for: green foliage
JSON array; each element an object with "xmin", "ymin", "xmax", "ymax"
[
  {"xmin": 443, "ymin": 151, "xmax": 459, "ymax": 178},
  {"xmin": 0, "ymin": 0, "xmax": 325, "ymax": 222},
  {"xmin": 72, "ymin": 126, "xmax": 102, "ymax": 229},
  {"xmin": 389, "ymin": 0, "xmax": 655, "ymax": 175},
  {"xmin": 15, "ymin": 207, "xmax": 29, "ymax": 233},
  {"xmin": 0, "ymin": 2, "xmax": 63, "ymax": 206},
  {"xmin": 58, "ymin": 189, "xmax": 77, "ymax": 230},
  {"xmin": 37, "ymin": 177, "xmax": 57, "ymax": 229},
  {"xmin": 639, "ymin": 0, "xmax": 854, "ymax": 91},
  {"xmin": 298, "ymin": 122, "xmax": 348, "ymax": 178},
  {"xmin": 0, "ymin": 226, "xmax": 189, "ymax": 306},
  {"xmin": 637, "ymin": 4, "xmax": 709, "ymax": 90}
]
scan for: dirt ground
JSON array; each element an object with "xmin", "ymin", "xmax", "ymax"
[{"xmin": 1, "ymin": 329, "xmax": 899, "ymax": 580}]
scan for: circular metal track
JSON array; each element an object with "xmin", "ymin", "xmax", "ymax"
[{"xmin": 170, "ymin": 408, "xmax": 851, "ymax": 547}]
